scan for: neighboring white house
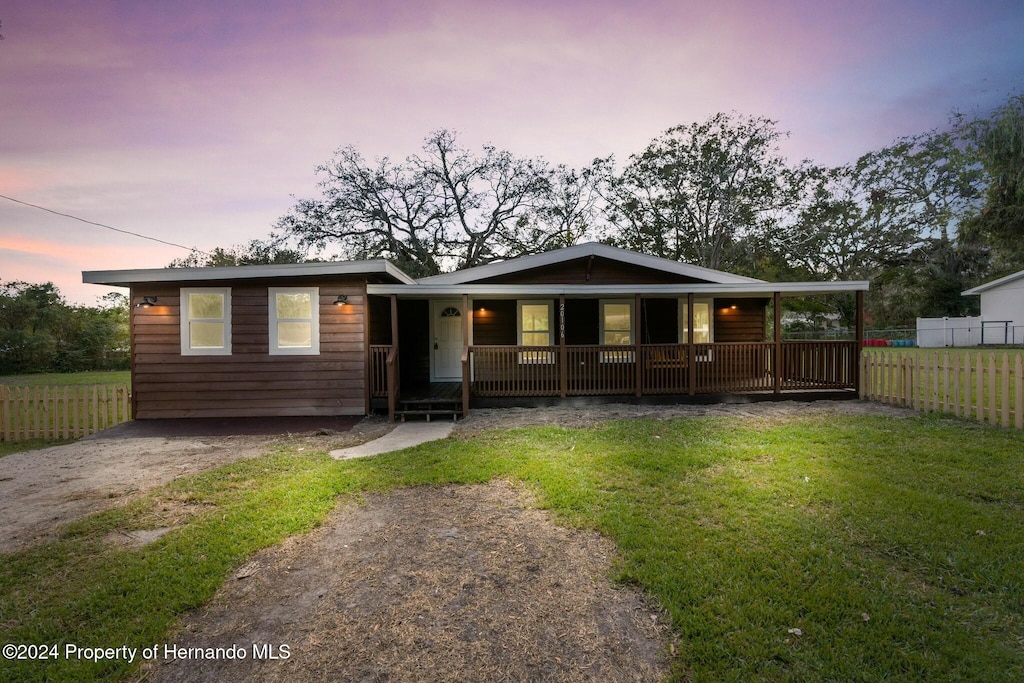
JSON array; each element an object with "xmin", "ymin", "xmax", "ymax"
[{"xmin": 960, "ymin": 269, "xmax": 1024, "ymax": 345}]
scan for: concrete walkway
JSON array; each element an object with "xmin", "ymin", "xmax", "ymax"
[{"xmin": 329, "ymin": 422, "xmax": 454, "ymax": 460}]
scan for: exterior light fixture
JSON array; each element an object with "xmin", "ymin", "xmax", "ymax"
[
  {"xmin": 333, "ymin": 294, "xmax": 348, "ymax": 306},
  {"xmin": 137, "ymin": 296, "xmax": 157, "ymax": 308},
  {"xmin": 730, "ymin": 304, "xmax": 738, "ymax": 310}
]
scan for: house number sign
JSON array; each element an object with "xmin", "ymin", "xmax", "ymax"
[{"xmin": 559, "ymin": 302, "xmax": 565, "ymax": 340}]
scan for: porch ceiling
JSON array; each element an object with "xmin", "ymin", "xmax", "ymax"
[{"xmin": 366, "ymin": 282, "xmax": 870, "ymax": 297}]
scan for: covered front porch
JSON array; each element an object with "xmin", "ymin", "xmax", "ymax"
[{"xmin": 366, "ymin": 285, "xmax": 866, "ymax": 421}]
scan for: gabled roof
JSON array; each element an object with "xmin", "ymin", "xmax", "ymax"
[
  {"xmin": 416, "ymin": 242, "xmax": 765, "ymax": 285},
  {"xmin": 962, "ymin": 269, "xmax": 1024, "ymax": 296},
  {"xmin": 82, "ymin": 259, "xmax": 416, "ymax": 287}
]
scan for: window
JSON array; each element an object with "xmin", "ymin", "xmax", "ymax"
[
  {"xmin": 600, "ymin": 300, "xmax": 634, "ymax": 362},
  {"xmin": 517, "ymin": 301, "xmax": 553, "ymax": 364},
  {"xmin": 679, "ymin": 299, "xmax": 714, "ymax": 361},
  {"xmin": 269, "ymin": 287, "xmax": 320, "ymax": 355},
  {"xmin": 180, "ymin": 288, "xmax": 231, "ymax": 355}
]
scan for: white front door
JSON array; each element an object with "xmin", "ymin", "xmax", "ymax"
[{"xmin": 430, "ymin": 300, "xmax": 464, "ymax": 381}]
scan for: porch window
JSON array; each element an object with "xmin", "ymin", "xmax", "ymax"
[
  {"xmin": 600, "ymin": 300, "xmax": 634, "ymax": 362},
  {"xmin": 679, "ymin": 300, "xmax": 713, "ymax": 343},
  {"xmin": 679, "ymin": 299, "xmax": 713, "ymax": 361},
  {"xmin": 180, "ymin": 288, "xmax": 231, "ymax": 355},
  {"xmin": 517, "ymin": 301, "xmax": 554, "ymax": 364},
  {"xmin": 269, "ymin": 287, "xmax": 320, "ymax": 355}
]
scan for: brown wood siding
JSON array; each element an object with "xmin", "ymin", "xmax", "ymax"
[
  {"xmin": 640, "ymin": 298, "xmax": 678, "ymax": 344},
  {"xmin": 462, "ymin": 296, "xmax": 768, "ymax": 347},
  {"xmin": 398, "ymin": 299, "xmax": 430, "ymax": 386},
  {"xmin": 477, "ymin": 257, "xmax": 707, "ymax": 285},
  {"xmin": 564, "ymin": 299, "xmax": 598, "ymax": 345},
  {"xmin": 131, "ymin": 277, "xmax": 367, "ymax": 418},
  {"xmin": 714, "ymin": 298, "xmax": 768, "ymax": 343},
  {"xmin": 472, "ymin": 299, "xmax": 516, "ymax": 345}
]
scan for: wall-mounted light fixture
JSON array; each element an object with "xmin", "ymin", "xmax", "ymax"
[
  {"xmin": 333, "ymin": 294, "xmax": 348, "ymax": 306},
  {"xmin": 730, "ymin": 304, "xmax": 738, "ymax": 310},
  {"xmin": 136, "ymin": 296, "xmax": 158, "ymax": 308}
]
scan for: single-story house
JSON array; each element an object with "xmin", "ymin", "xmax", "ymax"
[
  {"xmin": 962, "ymin": 269, "xmax": 1024, "ymax": 345},
  {"xmin": 83, "ymin": 243, "xmax": 869, "ymax": 421}
]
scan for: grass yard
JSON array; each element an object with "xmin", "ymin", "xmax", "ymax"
[
  {"xmin": 2, "ymin": 413, "xmax": 1024, "ymax": 682},
  {"xmin": 0, "ymin": 439, "xmax": 71, "ymax": 458},
  {"xmin": 0, "ymin": 370, "xmax": 131, "ymax": 387}
]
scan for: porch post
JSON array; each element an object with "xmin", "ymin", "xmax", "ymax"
[
  {"xmin": 773, "ymin": 291, "xmax": 782, "ymax": 394},
  {"xmin": 559, "ymin": 294, "xmax": 567, "ymax": 398},
  {"xmin": 854, "ymin": 289, "xmax": 864, "ymax": 392},
  {"xmin": 388, "ymin": 294, "xmax": 399, "ymax": 422},
  {"xmin": 634, "ymin": 293, "xmax": 642, "ymax": 397},
  {"xmin": 363, "ymin": 286, "xmax": 371, "ymax": 416},
  {"xmin": 687, "ymin": 292, "xmax": 696, "ymax": 396},
  {"xmin": 461, "ymin": 294, "xmax": 470, "ymax": 418}
]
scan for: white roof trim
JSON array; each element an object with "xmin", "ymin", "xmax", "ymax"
[
  {"xmin": 962, "ymin": 268, "xmax": 1024, "ymax": 296},
  {"xmin": 416, "ymin": 242, "xmax": 764, "ymax": 285},
  {"xmin": 83, "ymin": 259, "xmax": 416, "ymax": 287},
  {"xmin": 368, "ymin": 282, "xmax": 870, "ymax": 297}
]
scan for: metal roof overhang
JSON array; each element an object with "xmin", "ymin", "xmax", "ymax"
[
  {"xmin": 367, "ymin": 281, "xmax": 870, "ymax": 297},
  {"xmin": 83, "ymin": 260, "xmax": 416, "ymax": 287}
]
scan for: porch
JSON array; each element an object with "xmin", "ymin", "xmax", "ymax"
[{"xmin": 367, "ymin": 290, "xmax": 864, "ymax": 421}]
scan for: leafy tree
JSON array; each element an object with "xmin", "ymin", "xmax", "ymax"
[
  {"xmin": 782, "ymin": 165, "xmax": 919, "ymax": 282},
  {"xmin": 604, "ymin": 112, "xmax": 799, "ymax": 271},
  {"xmin": 169, "ymin": 239, "xmax": 307, "ymax": 268},
  {"xmin": 0, "ymin": 282, "xmax": 129, "ymax": 374},
  {"xmin": 957, "ymin": 94, "xmax": 1024, "ymax": 272}
]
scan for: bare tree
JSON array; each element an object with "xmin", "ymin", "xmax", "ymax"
[{"xmin": 274, "ymin": 130, "xmax": 591, "ymax": 275}]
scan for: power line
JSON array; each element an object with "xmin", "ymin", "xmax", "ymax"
[{"xmin": 0, "ymin": 193, "xmax": 210, "ymax": 255}]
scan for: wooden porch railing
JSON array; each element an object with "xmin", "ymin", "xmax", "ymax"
[
  {"xmin": 468, "ymin": 341, "xmax": 857, "ymax": 398},
  {"xmin": 385, "ymin": 346, "xmax": 399, "ymax": 422},
  {"xmin": 566, "ymin": 345, "xmax": 636, "ymax": 396},
  {"xmin": 369, "ymin": 344, "xmax": 390, "ymax": 398},
  {"xmin": 780, "ymin": 341, "xmax": 858, "ymax": 390},
  {"xmin": 693, "ymin": 342, "xmax": 775, "ymax": 393},
  {"xmin": 469, "ymin": 345, "xmax": 560, "ymax": 396}
]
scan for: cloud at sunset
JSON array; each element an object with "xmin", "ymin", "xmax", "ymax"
[{"xmin": 1, "ymin": 0, "xmax": 1022, "ymax": 303}]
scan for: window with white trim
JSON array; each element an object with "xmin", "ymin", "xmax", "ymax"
[
  {"xmin": 600, "ymin": 299, "xmax": 634, "ymax": 362},
  {"xmin": 679, "ymin": 299, "xmax": 714, "ymax": 360},
  {"xmin": 180, "ymin": 288, "xmax": 231, "ymax": 355},
  {"xmin": 517, "ymin": 300, "xmax": 554, "ymax": 364},
  {"xmin": 269, "ymin": 287, "xmax": 320, "ymax": 355}
]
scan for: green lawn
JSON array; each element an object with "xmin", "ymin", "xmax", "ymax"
[
  {"xmin": 0, "ymin": 370, "xmax": 131, "ymax": 387},
  {"xmin": 0, "ymin": 440, "xmax": 71, "ymax": 458},
  {"xmin": 2, "ymin": 413, "xmax": 1023, "ymax": 682}
]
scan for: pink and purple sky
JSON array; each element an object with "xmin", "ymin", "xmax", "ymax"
[{"xmin": 2, "ymin": 0, "xmax": 1023, "ymax": 304}]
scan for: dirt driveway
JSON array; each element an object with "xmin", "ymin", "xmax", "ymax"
[
  {"xmin": 146, "ymin": 481, "xmax": 671, "ymax": 683},
  {"xmin": 0, "ymin": 418, "xmax": 392, "ymax": 554}
]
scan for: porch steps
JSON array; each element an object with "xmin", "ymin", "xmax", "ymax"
[{"xmin": 395, "ymin": 383, "xmax": 463, "ymax": 422}]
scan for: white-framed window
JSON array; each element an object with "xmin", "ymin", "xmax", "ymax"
[
  {"xmin": 517, "ymin": 300, "xmax": 554, "ymax": 364},
  {"xmin": 269, "ymin": 287, "xmax": 320, "ymax": 355},
  {"xmin": 600, "ymin": 299, "xmax": 634, "ymax": 362},
  {"xmin": 679, "ymin": 299, "xmax": 714, "ymax": 361},
  {"xmin": 180, "ymin": 287, "xmax": 231, "ymax": 355}
]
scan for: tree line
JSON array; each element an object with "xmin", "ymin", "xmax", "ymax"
[
  {"xmin": 0, "ymin": 283, "xmax": 129, "ymax": 375},
  {"xmin": 185, "ymin": 92, "xmax": 1017, "ymax": 331},
  {"xmin": 173, "ymin": 94, "xmax": 1018, "ymax": 332}
]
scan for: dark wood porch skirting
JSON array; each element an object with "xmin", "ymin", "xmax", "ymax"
[{"xmin": 469, "ymin": 389, "xmax": 857, "ymax": 410}]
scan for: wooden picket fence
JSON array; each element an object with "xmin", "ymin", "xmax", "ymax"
[
  {"xmin": 860, "ymin": 350, "xmax": 1023, "ymax": 429},
  {"xmin": 0, "ymin": 385, "xmax": 132, "ymax": 442}
]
